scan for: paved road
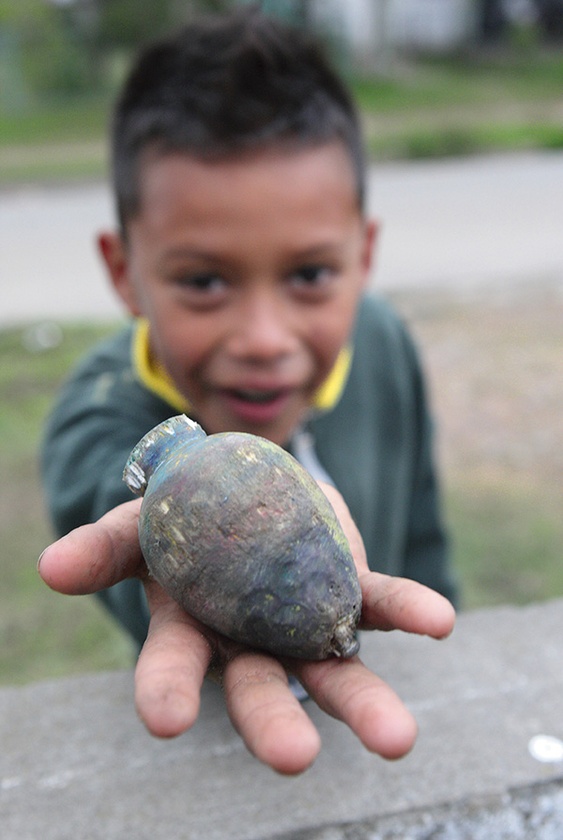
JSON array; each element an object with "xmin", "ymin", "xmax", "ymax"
[{"xmin": 2, "ymin": 150, "xmax": 562, "ymax": 326}]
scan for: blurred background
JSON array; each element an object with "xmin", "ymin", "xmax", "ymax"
[{"xmin": 1, "ymin": 0, "xmax": 562, "ymax": 686}]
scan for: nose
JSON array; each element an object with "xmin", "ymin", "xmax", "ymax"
[{"xmin": 227, "ymin": 291, "xmax": 298, "ymax": 364}]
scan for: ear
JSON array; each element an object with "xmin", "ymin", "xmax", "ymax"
[
  {"xmin": 97, "ymin": 231, "xmax": 142, "ymax": 317},
  {"xmin": 360, "ymin": 218, "xmax": 379, "ymax": 283}
]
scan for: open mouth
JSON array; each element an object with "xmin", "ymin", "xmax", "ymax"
[
  {"xmin": 230, "ymin": 388, "xmax": 285, "ymax": 404},
  {"xmin": 221, "ymin": 386, "xmax": 293, "ymax": 424}
]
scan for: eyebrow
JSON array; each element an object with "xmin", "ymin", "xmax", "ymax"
[
  {"xmin": 160, "ymin": 240, "xmax": 346, "ymax": 262},
  {"xmin": 161, "ymin": 246, "xmax": 218, "ymax": 259},
  {"xmin": 292, "ymin": 241, "xmax": 347, "ymax": 257}
]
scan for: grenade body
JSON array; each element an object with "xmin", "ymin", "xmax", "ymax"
[{"xmin": 123, "ymin": 415, "xmax": 361, "ymax": 660}]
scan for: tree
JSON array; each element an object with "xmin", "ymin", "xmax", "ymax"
[{"xmin": 95, "ymin": 0, "xmax": 177, "ymax": 50}]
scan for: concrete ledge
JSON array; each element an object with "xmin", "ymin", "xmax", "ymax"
[{"xmin": 2, "ymin": 599, "xmax": 563, "ymax": 839}]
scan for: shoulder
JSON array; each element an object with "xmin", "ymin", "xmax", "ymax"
[
  {"xmin": 59, "ymin": 324, "xmax": 135, "ymax": 394},
  {"xmin": 42, "ymin": 321, "xmax": 172, "ymax": 471},
  {"xmin": 313, "ymin": 294, "xmax": 425, "ymax": 439},
  {"xmin": 41, "ymin": 324, "xmax": 171, "ymax": 533},
  {"xmin": 47, "ymin": 323, "xmax": 167, "ymax": 421},
  {"xmin": 352, "ymin": 293, "xmax": 422, "ymax": 382},
  {"xmin": 355, "ymin": 293, "xmax": 416, "ymax": 351}
]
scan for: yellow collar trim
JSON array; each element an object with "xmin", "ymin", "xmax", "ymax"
[
  {"xmin": 132, "ymin": 319, "xmax": 191, "ymax": 413},
  {"xmin": 132, "ymin": 318, "xmax": 352, "ymax": 415},
  {"xmin": 312, "ymin": 343, "xmax": 352, "ymax": 411}
]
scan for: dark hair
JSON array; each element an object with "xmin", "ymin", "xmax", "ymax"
[{"xmin": 111, "ymin": 7, "xmax": 366, "ymax": 230}]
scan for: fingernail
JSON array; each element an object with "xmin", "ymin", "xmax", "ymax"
[{"xmin": 37, "ymin": 549, "xmax": 46, "ymax": 572}]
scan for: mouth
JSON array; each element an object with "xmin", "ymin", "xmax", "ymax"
[
  {"xmin": 230, "ymin": 387, "xmax": 285, "ymax": 403},
  {"xmin": 220, "ymin": 386, "xmax": 294, "ymax": 425}
]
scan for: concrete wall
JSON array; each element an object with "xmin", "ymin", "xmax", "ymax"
[{"xmin": 2, "ymin": 599, "xmax": 563, "ymax": 839}]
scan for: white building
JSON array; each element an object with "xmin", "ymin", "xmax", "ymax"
[{"xmin": 309, "ymin": 0, "xmax": 477, "ymax": 67}]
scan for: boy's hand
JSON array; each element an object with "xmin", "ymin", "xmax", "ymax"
[{"xmin": 38, "ymin": 488, "xmax": 455, "ymax": 776}]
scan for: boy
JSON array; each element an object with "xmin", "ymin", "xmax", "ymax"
[{"xmin": 40, "ymin": 8, "xmax": 456, "ymax": 774}]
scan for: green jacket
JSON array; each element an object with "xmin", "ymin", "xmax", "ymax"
[{"xmin": 42, "ymin": 294, "xmax": 458, "ymax": 646}]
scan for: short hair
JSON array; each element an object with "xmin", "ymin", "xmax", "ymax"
[{"xmin": 110, "ymin": 7, "xmax": 366, "ymax": 230}]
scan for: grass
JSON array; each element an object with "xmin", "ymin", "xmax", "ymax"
[
  {"xmin": 352, "ymin": 49, "xmax": 563, "ymax": 111},
  {"xmin": 0, "ymin": 96, "xmax": 111, "ymax": 146},
  {"xmin": 1, "ymin": 282, "xmax": 562, "ymax": 685},
  {"xmin": 368, "ymin": 121, "xmax": 563, "ymax": 161},
  {"xmin": 0, "ymin": 95, "xmax": 111, "ymax": 183},
  {"xmin": 447, "ymin": 479, "xmax": 563, "ymax": 608},
  {"xmin": 355, "ymin": 51, "xmax": 563, "ymax": 160},
  {"xmin": 0, "ymin": 322, "xmax": 136, "ymax": 686}
]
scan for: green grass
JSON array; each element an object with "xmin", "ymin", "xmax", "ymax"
[
  {"xmin": 355, "ymin": 52, "xmax": 563, "ymax": 160},
  {"xmin": 0, "ymin": 95, "xmax": 110, "ymax": 183},
  {"xmin": 447, "ymin": 479, "xmax": 563, "ymax": 610},
  {"xmin": 0, "ymin": 322, "xmax": 136, "ymax": 686},
  {"xmin": 0, "ymin": 323, "xmax": 117, "ymax": 461},
  {"xmin": 0, "ymin": 95, "xmax": 111, "ymax": 146},
  {"xmin": 352, "ymin": 51, "xmax": 563, "ymax": 111},
  {"xmin": 369, "ymin": 121, "xmax": 563, "ymax": 161}
]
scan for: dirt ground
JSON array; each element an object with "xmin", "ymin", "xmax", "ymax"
[{"xmin": 392, "ymin": 279, "xmax": 562, "ymax": 488}]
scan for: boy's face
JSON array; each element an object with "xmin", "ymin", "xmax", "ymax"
[{"xmin": 100, "ymin": 142, "xmax": 377, "ymax": 446}]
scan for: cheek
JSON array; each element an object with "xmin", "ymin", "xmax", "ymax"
[
  {"xmin": 314, "ymin": 295, "xmax": 359, "ymax": 352},
  {"xmin": 150, "ymin": 316, "xmax": 215, "ymax": 383},
  {"xmin": 307, "ymin": 315, "xmax": 355, "ymax": 386}
]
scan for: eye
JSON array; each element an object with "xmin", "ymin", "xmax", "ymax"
[
  {"xmin": 168, "ymin": 270, "xmax": 229, "ymax": 310},
  {"xmin": 175, "ymin": 272, "xmax": 226, "ymax": 294},
  {"xmin": 290, "ymin": 264, "xmax": 334, "ymax": 288}
]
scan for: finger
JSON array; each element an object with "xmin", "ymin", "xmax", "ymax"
[
  {"xmin": 319, "ymin": 482, "xmax": 455, "ymax": 640},
  {"xmin": 318, "ymin": 481, "xmax": 369, "ymax": 575},
  {"xmin": 359, "ymin": 572, "xmax": 456, "ymax": 639},
  {"xmin": 223, "ymin": 651, "xmax": 321, "ymax": 775},
  {"xmin": 135, "ymin": 580, "xmax": 212, "ymax": 739},
  {"xmin": 38, "ymin": 499, "xmax": 144, "ymax": 595},
  {"xmin": 296, "ymin": 656, "xmax": 417, "ymax": 760}
]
